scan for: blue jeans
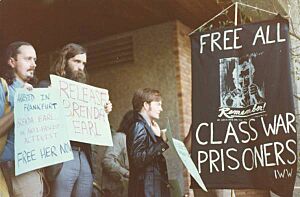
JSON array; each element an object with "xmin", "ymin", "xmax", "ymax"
[{"xmin": 51, "ymin": 150, "xmax": 93, "ymax": 197}]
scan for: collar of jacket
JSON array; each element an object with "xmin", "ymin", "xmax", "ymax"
[{"xmin": 136, "ymin": 113, "xmax": 158, "ymax": 143}]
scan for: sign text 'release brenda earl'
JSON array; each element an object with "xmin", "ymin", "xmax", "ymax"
[{"xmin": 50, "ymin": 75, "xmax": 113, "ymax": 146}]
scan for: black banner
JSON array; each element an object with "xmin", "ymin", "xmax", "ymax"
[{"xmin": 191, "ymin": 18, "xmax": 296, "ymax": 196}]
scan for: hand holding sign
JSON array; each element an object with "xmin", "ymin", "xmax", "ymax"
[
  {"xmin": 14, "ymin": 88, "xmax": 73, "ymax": 175},
  {"xmin": 23, "ymin": 82, "xmax": 33, "ymax": 90},
  {"xmin": 104, "ymin": 100, "xmax": 112, "ymax": 114},
  {"xmin": 50, "ymin": 75, "xmax": 113, "ymax": 146}
]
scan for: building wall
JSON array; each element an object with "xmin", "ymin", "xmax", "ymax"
[
  {"xmin": 174, "ymin": 20, "xmax": 193, "ymax": 195},
  {"xmin": 175, "ymin": 21, "xmax": 192, "ymax": 140},
  {"xmin": 35, "ymin": 20, "xmax": 195, "ymax": 196},
  {"xmin": 285, "ymin": 1, "xmax": 300, "ymax": 196},
  {"xmin": 83, "ymin": 21, "xmax": 187, "ymax": 195}
]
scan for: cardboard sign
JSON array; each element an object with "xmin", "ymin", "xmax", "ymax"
[
  {"xmin": 14, "ymin": 88, "xmax": 73, "ymax": 175},
  {"xmin": 50, "ymin": 75, "xmax": 113, "ymax": 146}
]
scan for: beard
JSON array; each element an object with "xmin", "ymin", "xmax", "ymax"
[{"xmin": 65, "ymin": 66, "xmax": 87, "ymax": 84}]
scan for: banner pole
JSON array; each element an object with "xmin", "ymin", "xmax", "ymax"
[{"xmin": 234, "ymin": 2, "xmax": 238, "ymax": 26}]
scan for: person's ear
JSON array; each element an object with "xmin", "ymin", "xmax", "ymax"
[
  {"xmin": 143, "ymin": 102, "xmax": 149, "ymax": 111},
  {"xmin": 8, "ymin": 57, "xmax": 16, "ymax": 68}
]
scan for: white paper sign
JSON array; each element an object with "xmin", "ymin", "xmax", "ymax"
[
  {"xmin": 172, "ymin": 138, "xmax": 207, "ymax": 192},
  {"xmin": 14, "ymin": 88, "xmax": 73, "ymax": 175},
  {"xmin": 165, "ymin": 127, "xmax": 207, "ymax": 191},
  {"xmin": 50, "ymin": 75, "xmax": 113, "ymax": 146}
]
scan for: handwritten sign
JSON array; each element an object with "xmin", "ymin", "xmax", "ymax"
[
  {"xmin": 165, "ymin": 127, "xmax": 207, "ymax": 192},
  {"xmin": 50, "ymin": 75, "xmax": 113, "ymax": 146},
  {"xmin": 173, "ymin": 139, "xmax": 207, "ymax": 192},
  {"xmin": 14, "ymin": 88, "xmax": 73, "ymax": 175}
]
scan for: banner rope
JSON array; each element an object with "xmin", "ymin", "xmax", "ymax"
[{"xmin": 189, "ymin": 2, "xmax": 278, "ymax": 36}]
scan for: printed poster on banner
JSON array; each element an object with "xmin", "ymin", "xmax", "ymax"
[
  {"xmin": 14, "ymin": 88, "xmax": 73, "ymax": 176},
  {"xmin": 50, "ymin": 75, "xmax": 113, "ymax": 146},
  {"xmin": 190, "ymin": 17, "xmax": 296, "ymax": 197}
]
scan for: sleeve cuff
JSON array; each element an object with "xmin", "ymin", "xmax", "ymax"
[{"xmin": 156, "ymin": 142, "xmax": 169, "ymax": 156}]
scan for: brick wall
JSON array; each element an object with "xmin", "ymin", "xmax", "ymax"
[
  {"xmin": 174, "ymin": 21, "xmax": 192, "ymax": 141},
  {"xmin": 85, "ymin": 21, "xmax": 185, "ymax": 195},
  {"xmin": 174, "ymin": 20, "xmax": 193, "ymax": 195}
]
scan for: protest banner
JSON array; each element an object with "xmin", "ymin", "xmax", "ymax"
[
  {"xmin": 50, "ymin": 75, "xmax": 113, "ymax": 146},
  {"xmin": 190, "ymin": 17, "xmax": 296, "ymax": 196},
  {"xmin": 14, "ymin": 88, "xmax": 73, "ymax": 175}
]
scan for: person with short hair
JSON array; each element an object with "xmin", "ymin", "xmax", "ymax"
[
  {"xmin": 127, "ymin": 88, "xmax": 170, "ymax": 197},
  {"xmin": 102, "ymin": 110, "xmax": 134, "ymax": 197}
]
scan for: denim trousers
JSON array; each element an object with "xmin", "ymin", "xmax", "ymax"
[{"xmin": 51, "ymin": 150, "xmax": 93, "ymax": 197}]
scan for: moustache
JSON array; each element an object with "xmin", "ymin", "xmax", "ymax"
[{"xmin": 27, "ymin": 68, "xmax": 35, "ymax": 72}]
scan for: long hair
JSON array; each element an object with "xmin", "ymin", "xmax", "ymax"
[
  {"xmin": 117, "ymin": 110, "xmax": 135, "ymax": 135},
  {"xmin": 0, "ymin": 41, "xmax": 37, "ymax": 85},
  {"xmin": 50, "ymin": 43, "xmax": 88, "ymax": 78}
]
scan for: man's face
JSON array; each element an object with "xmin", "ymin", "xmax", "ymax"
[
  {"xmin": 233, "ymin": 63, "xmax": 253, "ymax": 90},
  {"xmin": 146, "ymin": 100, "xmax": 163, "ymax": 120},
  {"xmin": 66, "ymin": 53, "xmax": 87, "ymax": 83},
  {"xmin": 67, "ymin": 53, "xmax": 87, "ymax": 72},
  {"xmin": 9, "ymin": 45, "xmax": 37, "ymax": 82},
  {"xmin": 237, "ymin": 69, "xmax": 250, "ymax": 88}
]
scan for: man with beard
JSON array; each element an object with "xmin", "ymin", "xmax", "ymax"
[
  {"xmin": 43, "ymin": 43, "xmax": 112, "ymax": 197},
  {"xmin": 0, "ymin": 41, "xmax": 44, "ymax": 197}
]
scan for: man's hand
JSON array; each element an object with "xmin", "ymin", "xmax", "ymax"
[
  {"xmin": 104, "ymin": 100, "xmax": 112, "ymax": 114},
  {"xmin": 242, "ymin": 86, "xmax": 249, "ymax": 96},
  {"xmin": 151, "ymin": 120, "xmax": 161, "ymax": 137},
  {"xmin": 249, "ymin": 84, "xmax": 259, "ymax": 96},
  {"xmin": 160, "ymin": 129, "xmax": 168, "ymax": 143},
  {"xmin": 124, "ymin": 171, "xmax": 129, "ymax": 178},
  {"xmin": 23, "ymin": 83, "xmax": 33, "ymax": 90}
]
